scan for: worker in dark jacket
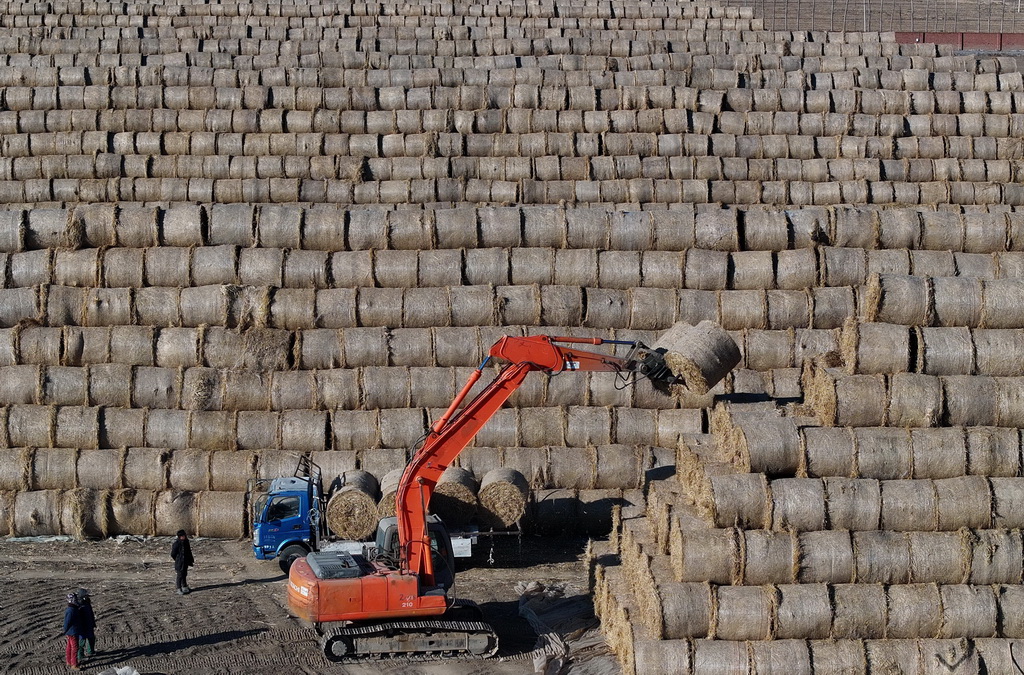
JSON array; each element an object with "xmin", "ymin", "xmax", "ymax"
[
  {"xmin": 171, "ymin": 530, "xmax": 195, "ymax": 595},
  {"xmin": 62, "ymin": 593, "xmax": 81, "ymax": 670},
  {"xmin": 75, "ymin": 588, "xmax": 96, "ymax": 660}
]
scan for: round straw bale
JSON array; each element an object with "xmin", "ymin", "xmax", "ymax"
[
  {"xmin": 968, "ymin": 530, "xmax": 1024, "ymax": 586},
  {"xmin": 671, "ymin": 527, "xmax": 738, "ymax": 585},
  {"xmin": 718, "ymin": 290, "xmax": 768, "ymax": 331},
  {"xmin": 18, "ymin": 326, "xmax": 61, "ymax": 365},
  {"xmin": 990, "ymin": 478, "xmax": 1024, "ymax": 529},
  {"xmin": 936, "ymin": 476, "xmax": 992, "ymax": 530},
  {"xmin": 133, "ymin": 366, "xmax": 183, "ymax": 410},
  {"xmin": 742, "ymin": 328, "xmax": 792, "ymax": 371},
  {"xmin": 886, "ymin": 584, "xmax": 943, "ymax": 638},
  {"xmin": 179, "ymin": 286, "xmax": 229, "ymax": 328},
  {"xmin": 835, "ymin": 374, "xmax": 888, "ymax": 427},
  {"xmin": 808, "ymin": 640, "xmax": 867, "ymax": 671},
  {"xmin": 997, "ymin": 586, "xmax": 1024, "ymax": 640},
  {"xmin": 749, "ymin": 639, "xmax": 813, "ymax": 675},
  {"xmin": 855, "ymin": 428, "xmax": 913, "ymax": 480},
  {"xmin": 0, "ymin": 288, "xmax": 41, "ymax": 328},
  {"xmin": 611, "ymin": 409, "xmax": 656, "ymax": 448},
  {"xmin": 32, "ymin": 447, "xmax": 78, "ymax": 490},
  {"xmin": 220, "ymin": 370, "xmax": 273, "ymax": 411},
  {"xmin": 8, "ymin": 404, "xmax": 55, "ymax": 448},
  {"xmin": 908, "ymin": 530, "xmax": 969, "ymax": 585},
  {"xmin": 155, "ymin": 491, "xmax": 197, "ymax": 536},
  {"xmin": 996, "ymin": 378, "xmax": 1024, "ymax": 427},
  {"xmin": 89, "ymin": 364, "xmax": 133, "ymax": 408},
  {"xmin": 122, "ymin": 448, "xmax": 167, "ymax": 491},
  {"xmin": 832, "ymin": 583, "xmax": 886, "ymax": 639},
  {"xmin": 188, "ymin": 410, "xmax": 234, "ymax": 452},
  {"xmin": 431, "ymin": 327, "xmax": 480, "ymax": 368},
  {"xmin": 921, "ymin": 327, "xmax": 975, "ymax": 375},
  {"xmin": 934, "ymin": 277, "xmax": 984, "ymax": 327},
  {"xmin": 714, "ymin": 585, "xmax": 773, "ymax": 641},
  {"xmin": 655, "ymin": 321, "xmax": 741, "ymax": 395},
  {"xmin": 209, "ymin": 451, "xmax": 256, "ymax": 492},
  {"xmin": 0, "ymin": 365, "xmax": 41, "ymax": 405},
  {"xmin": 168, "ymin": 450, "xmax": 212, "ymax": 492},
  {"xmin": 888, "ymin": 374, "xmax": 943, "ymax": 428},
  {"xmin": 731, "ymin": 416, "xmax": 801, "ymax": 475},
  {"xmin": 430, "ymin": 466, "xmax": 478, "ymax": 528},
  {"xmin": 853, "ymin": 530, "xmax": 911, "ymax": 584},
  {"xmin": 156, "ymin": 328, "xmax": 201, "ymax": 369},
  {"xmin": 145, "ymin": 410, "xmax": 188, "ymax": 450},
  {"xmin": 235, "ymin": 411, "xmax": 279, "ymax": 451},
  {"xmin": 62, "ymin": 327, "xmax": 109, "ymax": 369},
  {"xmin": 478, "ymin": 468, "xmax": 529, "ymax": 528},
  {"xmin": 880, "ymin": 479, "xmax": 938, "ymax": 531},
  {"xmin": 326, "ymin": 470, "xmax": 379, "ymax": 540},
  {"xmin": 312, "ymin": 452, "xmax": 357, "ymax": 492},
  {"xmin": 944, "ymin": 376, "xmax": 998, "ymax": 427},
  {"xmin": 975, "ymin": 329, "xmax": 1024, "ymax": 376},
  {"xmin": 866, "ymin": 640, "xmax": 924, "ymax": 672},
  {"xmin": 281, "ymin": 410, "xmax": 327, "ymax": 453},
  {"xmin": 657, "ymin": 582, "xmax": 713, "ymax": 640},
  {"xmin": 633, "ymin": 640, "xmax": 691, "ymax": 675},
  {"xmin": 329, "ymin": 410, "xmax": 380, "ymax": 453},
  {"xmin": 473, "ymin": 408, "xmax": 520, "ymax": 448},
  {"xmin": 684, "ymin": 249, "xmax": 729, "ymax": 291},
  {"xmin": 841, "ymin": 321, "xmax": 911, "ymax": 374},
  {"xmin": 910, "ymin": 428, "xmax": 967, "ymax": 479},
  {"xmin": 825, "ymin": 478, "xmax": 881, "ymax": 531},
  {"xmin": 60, "ymin": 487, "xmax": 108, "ymax": 540},
  {"xmin": 341, "ymin": 328, "xmax": 389, "ymax": 368},
  {"xmin": 196, "ymin": 491, "xmax": 245, "ymax": 538},
  {"xmin": 803, "ymin": 427, "xmax": 856, "ymax": 478},
  {"xmin": 771, "ymin": 479, "xmax": 825, "ymax": 532},
  {"xmin": 109, "ymin": 327, "xmax": 154, "ymax": 367},
  {"xmin": 939, "ymin": 585, "xmax": 997, "ymax": 638},
  {"xmin": 376, "ymin": 468, "xmax": 403, "ymax": 519},
  {"xmin": 810, "ymin": 287, "xmax": 857, "ymax": 329},
  {"xmin": 776, "ymin": 584, "xmax": 832, "ymax": 639},
  {"xmin": 591, "ymin": 445, "xmax": 642, "ymax": 490},
  {"xmin": 14, "ymin": 489, "xmax": 62, "ymax": 536},
  {"xmin": 77, "ymin": 448, "xmax": 122, "ymax": 491},
  {"xmin": 691, "ymin": 639, "xmax": 747, "ymax": 671},
  {"xmin": 362, "ymin": 366, "xmax": 411, "ymax": 409},
  {"xmin": 0, "ymin": 491, "xmax": 13, "ymax": 536},
  {"xmin": 0, "ymin": 448, "xmax": 31, "ymax": 490},
  {"xmin": 297, "ymin": 329, "xmax": 343, "ymax": 370},
  {"xmin": 743, "ymin": 529, "xmax": 797, "ymax": 584},
  {"xmin": 55, "ymin": 405, "xmax": 99, "ymax": 450},
  {"xmin": 706, "ymin": 473, "xmax": 770, "ymax": 529},
  {"xmin": 108, "ymin": 488, "xmax": 155, "ymax": 536},
  {"xmin": 775, "ymin": 249, "xmax": 817, "ymax": 291},
  {"xmin": 982, "ymin": 279, "xmax": 1024, "ymax": 328},
  {"xmin": 967, "ymin": 427, "xmax": 1021, "ymax": 477},
  {"xmin": 866, "ymin": 274, "xmax": 931, "ymax": 325}
]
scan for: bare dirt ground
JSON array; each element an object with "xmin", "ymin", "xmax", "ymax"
[{"xmin": 0, "ymin": 534, "xmax": 619, "ymax": 675}]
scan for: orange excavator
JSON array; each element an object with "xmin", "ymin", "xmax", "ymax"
[{"xmin": 287, "ymin": 331, "xmax": 718, "ymax": 662}]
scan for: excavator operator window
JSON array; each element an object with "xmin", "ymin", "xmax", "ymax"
[{"xmin": 267, "ymin": 496, "xmax": 300, "ymax": 522}]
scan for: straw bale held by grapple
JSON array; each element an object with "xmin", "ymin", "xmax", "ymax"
[{"xmin": 652, "ymin": 321, "xmax": 741, "ymax": 395}]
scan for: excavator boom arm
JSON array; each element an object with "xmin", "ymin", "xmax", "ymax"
[{"xmin": 395, "ymin": 335, "xmax": 639, "ymax": 586}]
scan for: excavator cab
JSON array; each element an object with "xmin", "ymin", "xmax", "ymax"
[{"xmin": 373, "ymin": 515, "xmax": 456, "ymax": 592}]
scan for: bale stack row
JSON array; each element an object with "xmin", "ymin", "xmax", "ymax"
[{"xmin": 4, "ymin": 204, "xmax": 1024, "ymax": 253}]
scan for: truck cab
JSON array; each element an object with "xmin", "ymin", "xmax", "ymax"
[{"xmin": 252, "ymin": 465, "xmax": 324, "ymax": 572}]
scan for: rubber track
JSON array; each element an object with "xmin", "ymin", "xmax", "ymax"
[{"xmin": 321, "ymin": 619, "xmax": 499, "ymax": 663}]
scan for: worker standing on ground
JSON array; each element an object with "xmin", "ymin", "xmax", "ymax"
[
  {"xmin": 62, "ymin": 593, "xmax": 82, "ymax": 670},
  {"xmin": 75, "ymin": 589, "xmax": 95, "ymax": 661},
  {"xmin": 171, "ymin": 530, "xmax": 195, "ymax": 595}
]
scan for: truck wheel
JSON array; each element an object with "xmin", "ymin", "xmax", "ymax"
[{"xmin": 279, "ymin": 545, "xmax": 308, "ymax": 573}]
